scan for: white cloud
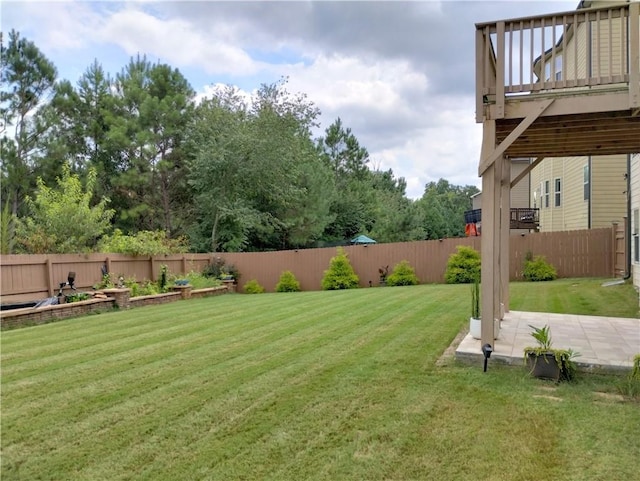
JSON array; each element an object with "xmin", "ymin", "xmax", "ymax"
[{"xmin": 98, "ymin": 8, "xmax": 261, "ymax": 76}]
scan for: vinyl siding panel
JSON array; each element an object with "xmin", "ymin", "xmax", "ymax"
[
  {"xmin": 591, "ymin": 2, "xmax": 628, "ymax": 80},
  {"xmin": 591, "ymin": 154, "xmax": 627, "ymax": 228},
  {"xmin": 531, "ymin": 157, "xmax": 588, "ymax": 231},
  {"xmin": 510, "ymin": 160, "xmax": 530, "ymax": 208},
  {"xmin": 631, "ymin": 153, "xmax": 640, "ymax": 298}
]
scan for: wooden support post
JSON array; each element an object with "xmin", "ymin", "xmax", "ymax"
[
  {"xmin": 182, "ymin": 255, "xmax": 188, "ymax": 276},
  {"xmin": 492, "ymin": 156, "xmax": 502, "ymax": 324},
  {"xmin": 481, "ymin": 160, "xmax": 498, "ymax": 346},
  {"xmin": 500, "ymin": 157, "xmax": 511, "ymax": 316}
]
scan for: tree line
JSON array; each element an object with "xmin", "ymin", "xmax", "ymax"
[{"xmin": 0, "ymin": 30, "xmax": 479, "ymax": 254}]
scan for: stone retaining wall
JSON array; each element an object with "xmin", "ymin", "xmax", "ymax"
[
  {"xmin": 0, "ymin": 298, "xmax": 116, "ymax": 330},
  {"xmin": 1, "ymin": 284, "xmax": 229, "ymax": 330}
]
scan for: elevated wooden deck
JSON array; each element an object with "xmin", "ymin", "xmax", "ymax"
[{"xmin": 475, "ymin": 2, "xmax": 639, "ymax": 345}]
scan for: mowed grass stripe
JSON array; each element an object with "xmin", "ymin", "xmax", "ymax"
[
  {"xmin": 5, "ymin": 280, "xmax": 637, "ymax": 481},
  {"xmin": 3, "ymin": 286, "xmax": 457, "ymax": 479},
  {"xmin": 70, "ymin": 288, "xmax": 443, "ymax": 480}
]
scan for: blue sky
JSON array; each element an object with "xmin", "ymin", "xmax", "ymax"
[{"xmin": 2, "ymin": 0, "xmax": 578, "ymax": 199}]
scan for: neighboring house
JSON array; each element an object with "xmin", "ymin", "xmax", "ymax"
[
  {"xmin": 529, "ymin": 0, "xmax": 633, "ymax": 233},
  {"xmin": 466, "ymin": 158, "xmax": 538, "ymax": 235},
  {"xmin": 529, "ymin": 155, "xmax": 628, "ymax": 231},
  {"xmin": 631, "ymin": 153, "xmax": 640, "ymax": 302}
]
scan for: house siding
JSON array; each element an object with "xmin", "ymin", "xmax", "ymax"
[
  {"xmin": 531, "ymin": 156, "xmax": 588, "ymax": 231},
  {"xmin": 510, "ymin": 160, "xmax": 531, "ymax": 208},
  {"xmin": 531, "ymin": 155, "xmax": 627, "ymax": 232},
  {"xmin": 590, "ymin": 0, "xmax": 629, "ymax": 80},
  {"xmin": 590, "ymin": 154, "xmax": 627, "ymax": 228},
  {"xmin": 631, "ymin": 153, "xmax": 640, "ymax": 303}
]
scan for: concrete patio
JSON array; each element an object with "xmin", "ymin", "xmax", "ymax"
[{"xmin": 455, "ymin": 311, "xmax": 640, "ymax": 373}]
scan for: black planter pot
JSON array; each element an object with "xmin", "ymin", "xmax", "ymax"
[{"xmin": 526, "ymin": 352, "xmax": 561, "ymax": 381}]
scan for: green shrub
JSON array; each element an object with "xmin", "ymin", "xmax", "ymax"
[
  {"xmin": 321, "ymin": 247, "xmax": 359, "ymax": 290},
  {"xmin": 386, "ymin": 260, "xmax": 420, "ymax": 286},
  {"xmin": 276, "ymin": 271, "xmax": 301, "ymax": 292},
  {"xmin": 123, "ymin": 277, "xmax": 141, "ymax": 297},
  {"xmin": 444, "ymin": 246, "xmax": 481, "ymax": 284},
  {"xmin": 243, "ymin": 279, "xmax": 265, "ymax": 294},
  {"xmin": 523, "ymin": 255, "xmax": 557, "ymax": 281},
  {"xmin": 65, "ymin": 292, "xmax": 91, "ymax": 303},
  {"xmin": 98, "ymin": 229, "xmax": 187, "ymax": 256},
  {"xmin": 180, "ymin": 271, "xmax": 221, "ymax": 289},
  {"xmin": 123, "ymin": 277, "xmax": 160, "ymax": 297}
]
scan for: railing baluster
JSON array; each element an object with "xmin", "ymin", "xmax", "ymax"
[
  {"xmin": 619, "ymin": 6, "xmax": 626, "ymax": 79},
  {"xmin": 496, "ymin": 21, "xmax": 505, "ymax": 118},
  {"xmin": 596, "ymin": 9, "xmax": 601, "ymax": 84},
  {"xmin": 519, "ymin": 21, "xmax": 524, "ymax": 92},
  {"xmin": 562, "ymin": 15, "xmax": 567, "ymax": 87},
  {"xmin": 574, "ymin": 13, "xmax": 579, "ymax": 85},
  {"xmin": 530, "ymin": 19, "xmax": 535, "ymax": 90},
  {"xmin": 474, "ymin": 4, "xmax": 633, "ymax": 108},
  {"xmin": 508, "ymin": 22, "xmax": 513, "ymax": 91},
  {"xmin": 540, "ymin": 16, "xmax": 545, "ymax": 89},
  {"xmin": 608, "ymin": 9, "xmax": 613, "ymax": 83}
]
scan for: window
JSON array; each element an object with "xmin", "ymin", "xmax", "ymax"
[
  {"xmin": 543, "ymin": 180, "xmax": 550, "ymax": 208},
  {"xmin": 583, "ymin": 165, "xmax": 590, "ymax": 201},
  {"xmin": 544, "ymin": 55, "xmax": 563, "ymax": 81},
  {"xmin": 554, "ymin": 178, "xmax": 561, "ymax": 207},
  {"xmin": 634, "ymin": 209, "xmax": 639, "ymax": 264}
]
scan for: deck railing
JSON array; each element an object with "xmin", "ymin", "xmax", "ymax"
[
  {"xmin": 464, "ymin": 208, "xmax": 540, "ymax": 231},
  {"xmin": 476, "ymin": 2, "xmax": 639, "ymax": 121}
]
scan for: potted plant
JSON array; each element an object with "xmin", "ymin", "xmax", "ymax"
[
  {"xmin": 468, "ymin": 276, "xmax": 500, "ymax": 339},
  {"xmin": 469, "ymin": 275, "xmax": 482, "ymax": 339},
  {"xmin": 524, "ymin": 324, "xmax": 579, "ymax": 381}
]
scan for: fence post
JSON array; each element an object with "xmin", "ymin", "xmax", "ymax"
[
  {"xmin": 150, "ymin": 256, "xmax": 156, "ymax": 282},
  {"xmin": 46, "ymin": 257, "xmax": 54, "ymax": 297}
]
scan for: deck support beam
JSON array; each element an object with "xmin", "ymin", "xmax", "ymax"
[{"xmin": 479, "ymin": 99, "xmax": 554, "ymax": 176}]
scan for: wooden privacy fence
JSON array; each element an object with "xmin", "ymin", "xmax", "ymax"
[{"xmin": 0, "ymin": 227, "xmax": 617, "ymax": 302}]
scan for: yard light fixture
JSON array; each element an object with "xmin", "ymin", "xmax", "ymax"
[{"xmin": 482, "ymin": 343, "xmax": 493, "ymax": 372}]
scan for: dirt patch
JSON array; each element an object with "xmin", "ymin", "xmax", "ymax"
[
  {"xmin": 593, "ymin": 391, "xmax": 626, "ymax": 403},
  {"xmin": 436, "ymin": 327, "xmax": 469, "ymax": 367},
  {"xmin": 532, "ymin": 394, "xmax": 563, "ymax": 402}
]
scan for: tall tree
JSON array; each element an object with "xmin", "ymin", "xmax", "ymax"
[
  {"xmin": 0, "ymin": 30, "xmax": 57, "ymax": 226},
  {"xmin": 186, "ymin": 88, "xmax": 256, "ymax": 252},
  {"xmin": 187, "ymin": 80, "xmax": 334, "ymax": 252},
  {"xmin": 368, "ymin": 169, "xmax": 425, "ymax": 242},
  {"xmin": 416, "ymin": 179, "xmax": 479, "ymax": 239},
  {"xmin": 15, "ymin": 162, "xmax": 114, "ymax": 253},
  {"xmin": 45, "ymin": 60, "xmax": 116, "ymax": 196},
  {"xmin": 317, "ymin": 118, "xmax": 376, "ymax": 242},
  {"xmin": 109, "ymin": 56, "xmax": 195, "ymax": 234}
]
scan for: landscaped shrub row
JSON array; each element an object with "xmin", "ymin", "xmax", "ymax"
[{"xmin": 444, "ymin": 246, "xmax": 558, "ymax": 284}]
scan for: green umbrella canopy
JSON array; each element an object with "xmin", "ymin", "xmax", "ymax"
[{"xmin": 351, "ymin": 234, "xmax": 376, "ymax": 244}]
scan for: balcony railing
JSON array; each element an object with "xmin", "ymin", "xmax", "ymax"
[
  {"xmin": 464, "ymin": 208, "xmax": 539, "ymax": 231},
  {"xmin": 476, "ymin": 2, "xmax": 639, "ymax": 121}
]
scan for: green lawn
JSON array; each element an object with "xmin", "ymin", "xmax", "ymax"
[{"xmin": 2, "ymin": 279, "xmax": 638, "ymax": 480}]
